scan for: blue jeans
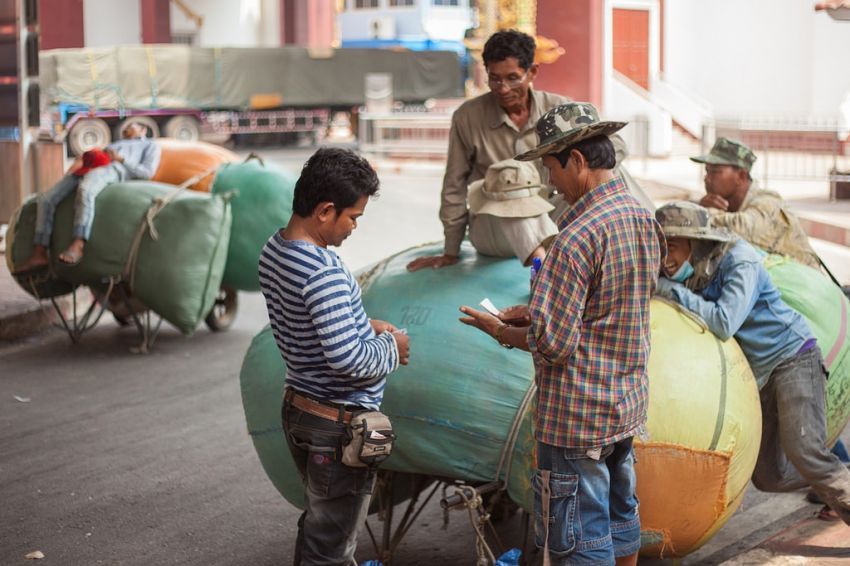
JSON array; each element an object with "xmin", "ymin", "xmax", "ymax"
[
  {"xmin": 534, "ymin": 437, "xmax": 640, "ymax": 565},
  {"xmin": 34, "ymin": 165, "xmax": 124, "ymax": 246},
  {"xmin": 282, "ymin": 397, "xmax": 376, "ymax": 566}
]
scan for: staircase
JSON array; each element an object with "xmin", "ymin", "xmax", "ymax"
[
  {"xmin": 610, "ymin": 71, "xmax": 714, "ymax": 158},
  {"xmin": 671, "ymin": 121, "xmax": 701, "ymax": 157}
]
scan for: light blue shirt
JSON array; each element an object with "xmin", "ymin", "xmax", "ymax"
[
  {"xmin": 658, "ymin": 239, "xmax": 812, "ymax": 389},
  {"xmin": 107, "ymin": 137, "xmax": 161, "ymax": 180}
]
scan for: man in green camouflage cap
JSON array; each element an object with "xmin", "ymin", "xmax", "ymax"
[
  {"xmin": 461, "ymin": 101, "xmax": 663, "ymax": 565},
  {"xmin": 655, "ymin": 201, "xmax": 850, "ymax": 525},
  {"xmin": 691, "ymin": 136, "xmax": 757, "ymax": 171},
  {"xmin": 691, "ymin": 137, "xmax": 820, "ymax": 268}
]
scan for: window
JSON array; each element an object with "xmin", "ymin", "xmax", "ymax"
[
  {"xmin": 389, "ymin": 0, "xmax": 415, "ymax": 6},
  {"xmin": 433, "ymin": 0, "xmax": 459, "ymax": 6},
  {"xmin": 171, "ymin": 31, "xmax": 197, "ymax": 46},
  {"xmin": 354, "ymin": 0, "xmax": 379, "ymax": 8}
]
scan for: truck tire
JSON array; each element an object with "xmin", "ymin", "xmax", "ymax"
[
  {"xmin": 68, "ymin": 118, "xmax": 112, "ymax": 156},
  {"xmin": 116, "ymin": 116, "xmax": 160, "ymax": 139},
  {"xmin": 163, "ymin": 115, "xmax": 201, "ymax": 141}
]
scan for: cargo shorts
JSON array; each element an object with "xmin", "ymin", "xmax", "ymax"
[{"xmin": 533, "ymin": 437, "xmax": 640, "ymax": 565}]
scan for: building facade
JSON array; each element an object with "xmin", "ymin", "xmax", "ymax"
[
  {"xmin": 537, "ymin": 0, "xmax": 850, "ymax": 155},
  {"xmin": 39, "ymin": 0, "xmax": 336, "ymax": 50},
  {"xmin": 336, "ymin": 0, "xmax": 473, "ymax": 56}
]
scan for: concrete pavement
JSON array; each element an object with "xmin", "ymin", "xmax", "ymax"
[
  {"xmin": 0, "ymin": 258, "xmax": 93, "ymax": 342},
  {"xmin": 0, "ymin": 164, "xmax": 526, "ymax": 566}
]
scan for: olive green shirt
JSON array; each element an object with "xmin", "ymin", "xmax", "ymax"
[
  {"xmin": 439, "ymin": 89, "xmax": 570, "ymax": 257},
  {"xmin": 709, "ymin": 186, "xmax": 820, "ymax": 269}
]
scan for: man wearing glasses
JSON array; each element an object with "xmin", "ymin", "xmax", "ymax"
[{"xmin": 407, "ymin": 30, "xmax": 568, "ymax": 271}]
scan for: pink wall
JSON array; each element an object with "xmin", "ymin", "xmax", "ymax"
[
  {"xmin": 141, "ymin": 0, "xmax": 171, "ymax": 44},
  {"xmin": 280, "ymin": 0, "xmax": 335, "ymax": 48},
  {"xmin": 535, "ymin": 0, "xmax": 604, "ymax": 109},
  {"xmin": 39, "ymin": 0, "xmax": 84, "ymax": 49}
]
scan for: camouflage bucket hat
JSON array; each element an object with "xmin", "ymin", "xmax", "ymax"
[
  {"xmin": 515, "ymin": 102, "xmax": 627, "ymax": 162},
  {"xmin": 655, "ymin": 201, "xmax": 734, "ymax": 242},
  {"xmin": 690, "ymin": 137, "xmax": 757, "ymax": 172}
]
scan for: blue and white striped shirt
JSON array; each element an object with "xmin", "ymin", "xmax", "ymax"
[{"xmin": 258, "ymin": 232, "xmax": 398, "ymax": 410}]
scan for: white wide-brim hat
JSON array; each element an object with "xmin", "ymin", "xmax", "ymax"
[{"xmin": 468, "ymin": 159, "xmax": 554, "ymax": 218}]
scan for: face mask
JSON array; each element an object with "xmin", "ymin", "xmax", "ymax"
[{"xmin": 669, "ymin": 260, "xmax": 694, "ymax": 283}]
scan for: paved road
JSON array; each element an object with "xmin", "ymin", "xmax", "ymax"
[{"xmin": 1, "ymin": 148, "xmax": 848, "ymax": 565}]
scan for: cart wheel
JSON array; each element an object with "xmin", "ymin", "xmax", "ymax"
[{"xmin": 205, "ymin": 286, "xmax": 237, "ymax": 332}]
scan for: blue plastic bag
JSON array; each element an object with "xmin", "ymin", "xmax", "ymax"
[{"xmin": 495, "ymin": 548, "xmax": 522, "ymax": 566}]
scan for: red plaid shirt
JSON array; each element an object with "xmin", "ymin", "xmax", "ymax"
[{"xmin": 527, "ymin": 177, "xmax": 664, "ymax": 448}]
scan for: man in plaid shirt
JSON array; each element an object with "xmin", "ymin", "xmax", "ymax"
[{"xmin": 461, "ymin": 102, "xmax": 663, "ymax": 565}]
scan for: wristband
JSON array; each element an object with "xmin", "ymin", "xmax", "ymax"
[{"xmin": 494, "ymin": 323, "xmax": 514, "ymax": 349}]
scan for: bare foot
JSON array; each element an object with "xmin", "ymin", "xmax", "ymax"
[
  {"xmin": 13, "ymin": 246, "xmax": 49, "ymax": 274},
  {"xmin": 58, "ymin": 239, "xmax": 85, "ymax": 266}
]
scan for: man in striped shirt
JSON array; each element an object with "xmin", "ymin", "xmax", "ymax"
[
  {"xmin": 460, "ymin": 103, "xmax": 663, "ymax": 565},
  {"xmin": 258, "ymin": 148, "xmax": 409, "ymax": 565}
]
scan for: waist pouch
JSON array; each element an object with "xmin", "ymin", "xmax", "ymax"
[{"xmin": 342, "ymin": 411, "xmax": 395, "ymax": 468}]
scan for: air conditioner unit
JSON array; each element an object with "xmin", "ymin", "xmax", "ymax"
[{"xmin": 370, "ymin": 17, "xmax": 396, "ymax": 40}]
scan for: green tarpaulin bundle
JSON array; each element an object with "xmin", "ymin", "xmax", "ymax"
[
  {"xmin": 210, "ymin": 160, "xmax": 296, "ymax": 292},
  {"xmin": 240, "ymin": 243, "xmax": 536, "ymax": 511},
  {"xmin": 39, "ymin": 45, "xmax": 463, "ymax": 110},
  {"xmin": 6, "ymin": 181, "xmax": 232, "ymax": 335}
]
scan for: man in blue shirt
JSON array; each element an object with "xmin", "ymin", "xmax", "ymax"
[
  {"xmin": 654, "ymin": 201, "xmax": 850, "ymax": 524},
  {"xmin": 258, "ymin": 147, "xmax": 409, "ymax": 564},
  {"xmin": 14, "ymin": 122, "xmax": 161, "ymax": 272}
]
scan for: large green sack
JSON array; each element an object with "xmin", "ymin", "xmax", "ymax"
[
  {"xmin": 8, "ymin": 182, "xmax": 232, "ymax": 335},
  {"xmin": 240, "ymin": 244, "xmax": 536, "ymax": 511},
  {"xmin": 211, "ymin": 161, "xmax": 296, "ymax": 292},
  {"xmin": 6, "ymin": 201, "xmax": 76, "ymax": 299},
  {"xmin": 764, "ymin": 254, "xmax": 850, "ymax": 442}
]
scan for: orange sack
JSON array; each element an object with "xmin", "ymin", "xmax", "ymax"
[{"xmin": 152, "ymin": 139, "xmax": 240, "ymax": 192}]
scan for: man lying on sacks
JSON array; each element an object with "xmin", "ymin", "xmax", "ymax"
[{"xmin": 13, "ymin": 121, "xmax": 161, "ymax": 273}]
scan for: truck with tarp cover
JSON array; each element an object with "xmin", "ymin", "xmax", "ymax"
[{"xmin": 38, "ymin": 45, "xmax": 463, "ymax": 154}]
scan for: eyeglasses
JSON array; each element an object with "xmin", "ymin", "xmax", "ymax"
[{"xmin": 487, "ymin": 72, "xmax": 529, "ymax": 90}]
